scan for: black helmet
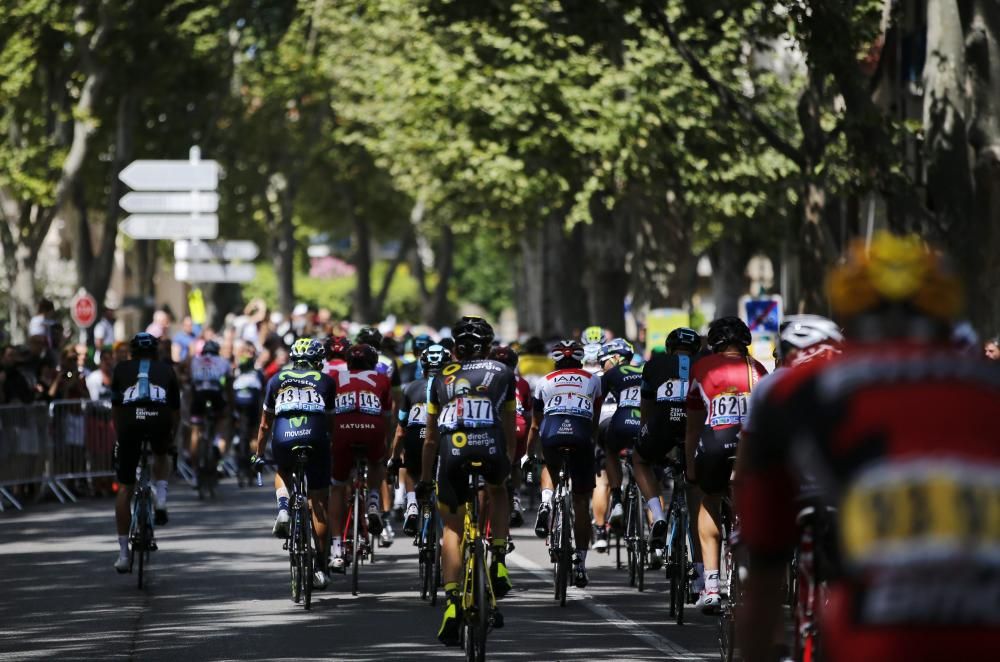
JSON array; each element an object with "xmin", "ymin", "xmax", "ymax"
[
  {"xmin": 666, "ymin": 327, "xmax": 701, "ymax": 354},
  {"xmin": 706, "ymin": 317, "xmax": 752, "ymax": 354},
  {"xmin": 356, "ymin": 326, "xmax": 382, "ymax": 348},
  {"xmin": 202, "ymin": 340, "xmax": 221, "ymax": 356},
  {"xmin": 412, "ymin": 333, "xmax": 433, "ymax": 353},
  {"xmin": 420, "ymin": 344, "xmax": 451, "ymax": 374},
  {"xmin": 289, "ymin": 338, "xmax": 325, "ymax": 367},
  {"xmin": 550, "ymin": 339, "xmax": 585, "ymax": 367},
  {"xmin": 452, "ymin": 317, "xmax": 494, "ymax": 359},
  {"xmin": 346, "ymin": 343, "xmax": 379, "ymax": 370},
  {"xmin": 130, "ymin": 332, "xmax": 158, "ymax": 356},
  {"xmin": 488, "ymin": 345, "xmax": 519, "ymax": 369}
]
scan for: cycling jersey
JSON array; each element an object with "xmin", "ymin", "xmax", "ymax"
[
  {"xmin": 322, "ymin": 358, "xmax": 347, "ymax": 377},
  {"xmin": 533, "ymin": 368, "xmax": 603, "ymax": 494},
  {"xmin": 398, "ymin": 359, "xmax": 422, "ymax": 385},
  {"xmin": 232, "ymin": 367, "xmax": 264, "ymax": 409},
  {"xmin": 330, "ymin": 369, "xmax": 392, "ymax": 481},
  {"xmin": 190, "ymin": 354, "xmax": 232, "ymax": 419},
  {"xmin": 637, "ymin": 353, "xmax": 694, "ymax": 463},
  {"xmin": 110, "ymin": 358, "xmax": 181, "ymax": 484},
  {"xmin": 398, "ymin": 376, "xmax": 433, "ymax": 475},
  {"xmin": 686, "ymin": 353, "xmax": 767, "ymax": 493},
  {"xmin": 262, "ymin": 366, "xmax": 337, "ymax": 489},
  {"xmin": 513, "ymin": 375, "xmax": 530, "ymax": 457},
  {"xmin": 600, "ymin": 364, "xmax": 643, "ymax": 454},
  {"xmin": 375, "ymin": 353, "xmax": 402, "ymax": 390},
  {"xmin": 428, "ymin": 359, "xmax": 515, "ymax": 513},
  {"xmin": 738, "ymin": 346, "xmax": 1000, "ymax": 661}
]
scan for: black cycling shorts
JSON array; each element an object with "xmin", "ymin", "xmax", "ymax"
[
  {"xmin": 436, "ymin": 428, "xmax": 511, "ymax": 514},
  {"xmin": 693, "ymin": 425, "xmax": 740, "ymax": 494},
  {"xmin": 542, "ymin": 439, "xmax": 596, "ymax": 496},
  {"xmin": 271, "ymin": 415, "xmax": 331, "ymax": 490},
  {"xmin": 114, "ymin": 412, "xmax": 174, "ymax": 485},
  {"xmin": 602, "ymin": 408, "xmax": 641, "ymax": 455},
  {"xmin": 402, "ymin": 425, "xmax": 426, "ymax": 476},
  {"xmin": 191, "ymin": 391, "xmax": 226, "ymax": 420}
]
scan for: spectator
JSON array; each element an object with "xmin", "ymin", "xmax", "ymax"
[
  {"xmin": 0, "ymin": 345, "xmax": 34, "ymax": 404},
  {"xmin": 48, "ymin": 348, "xmax": 88, "ymax": 400},
  {"xmin": 263, "ymin": 346, "xmax": 289, "ymax": 380},
  {"xmin": 986, "ymin": 336, "xmax": 1000, "ymax": 361},
  {"xmin": 93, "ymin": 305, "xmax": 117, "ymax": 360},
  {"xmin": 28, "ymin": 299, "xmax": 55, "ymax": 340},
  {"xmin": 86, "ymin": 351, "xmax": 115, "ymax": 401},
  {"xmin": 146, "ymin": 309, "xmax": 172, "ymax": 339},
  {"xmin": 172, "ymin": 316, "xmax": 197, "ymax": 362},
  {"xmin": 112, "ymin": 340, "xmax": 130, "ymax": 364}
]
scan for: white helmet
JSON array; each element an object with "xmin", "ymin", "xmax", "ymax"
[{"xmin": 779, "ymin": 315, "xmax": 843, "ymax": 359}]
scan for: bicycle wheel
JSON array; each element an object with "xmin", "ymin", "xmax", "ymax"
[
  {"xmin": 431, "ymin": 523, "xmax": 442, "ymax": 607},
  {"xmin": 557, "ymin": 493, "xmax": 572, "ymax": 607},
  {"xmin": 673, "ymin": 512, "xmax": 687, "ymax": 625},
  {"xmin": 135, "ymin": 493, "xmax": 148, "ymax": 589},
  {"xmin": 636, "ymin": 491, "xmax": 646, "ymax": 592},
  {"xmin": 301, "ymin": 505, "xmax": 314, "ymax": 610},
  {"xmin": 290, "ymin": 510, "xmax": 302, "ymax": 604},
  {"xmin": 625, "ymin": 496, "xmax": 637, "ymax": 587},
  {"xmin": 718, "ymin": 529, "xmax": 738, "ymax": 662},
  {"xmin": 470, "ymin": 540, "xmax": 489, "ymax": 661},
  {"xmin": 352, "ymin": 488, "xmax": 362, "ymax": 596}
]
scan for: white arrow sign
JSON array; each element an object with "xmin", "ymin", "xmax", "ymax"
[
  {"xmin": 119, "ymin": 160, "xmax": 219, "ymax": 191},
  {"xmin": 174, "ymin": 239, "xmax": 259, "ymax": 262},
  {"xmin": 174, "ymin": 261, "xmax": 256, "ymax": 283},
  {"xmin": 120, "ymin": 191, "xmax": 219, "ymax": 214},
  {"xmin": 120, "ymin": 215, "xmax": 219, "ymax": 240}
]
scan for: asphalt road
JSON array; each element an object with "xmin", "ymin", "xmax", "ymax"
[{"xmin": 1, "ymin": 479, "xmax": 720, "ymax": 661}]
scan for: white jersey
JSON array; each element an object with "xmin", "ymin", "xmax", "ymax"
[{"xmin": 533, "ymin": 368, "xmax": 603, "ymax": 420}]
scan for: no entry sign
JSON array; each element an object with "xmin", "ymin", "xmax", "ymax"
[{"xmin": 71, "ymin": 291, "xmax": 98, "ymax": 329}]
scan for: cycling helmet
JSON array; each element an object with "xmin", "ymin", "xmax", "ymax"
[
  {"xmin": 581, "ymin": 326, "xmax": 605, "ymax": 345},
  {"xmin": 420, "ymin": 344, "xmax": 451, "ymax": 374},
  {"xmin": 289, "ymin": 338, "xmax": 324, "ymax": 367},
  {"xmin": 666, "ymin": 327, "xmax": 701, "ymax": 354},
  {"xmin": 706, "ymin": 316, "xmax": 752, "ymax": 353},
  {"xmin": 489, "ymin": 345, "xmax": 519, "ymax": 369},
  {"xmin": 346, "ymin": 343, "xmax": 379, "ymax": 370},
  {"xmin": 355, "ymin": 326, "xmax": 383, "ymax": 349},
  {"xmin": 202, "ymin": 339, "xmax": 221, "ymax": 356},
  {"xmin": 129, "ymin": 332, "xmax": 158, "ymax": 356},
  {"xmin": 550, "ymin": 339, "xmax": 585, "ymax": 366},
  {"xmin": 412, "ymin": 333, "xmax": 433, "ymax": 354},
  {"xmin": 779, "ymin": 315, "xmax": 843, "ymax": 366},
  {"xmin": 827, "ymin": 232, "xmax": 962, "ymax": 324},
  {"xmin": 598, "ymin": 338, "xmax": 634, "ymax": 364},
  {"xmin": 452, "ymin": 317, "xmax": 494, "ymax": 359},
  {"xmin": 325, "ymin": 335, "xmax": 351, "ymax": 360},
  {"xmin": 439, "ymin": 337, "xmax": 455, "ymax": 351}
]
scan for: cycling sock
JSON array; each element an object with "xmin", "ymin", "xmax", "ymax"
[
  {"xmin": 646, "ymin": 497, "xmax": 664, "ymax": 521},
  {"xmin": 490, "ymin": 537, "xmax": 507, "ymax": 562},
  {"xmin": 705, "ymin": 570, "xmax": 720, "ymax": 593},
  {"xmin": 444, "ymin": 581, "xmax": 459, "ymax": 597},
  {"xmin": 331, "ymin": 537, "xmax": 342, "ymax": 557},
  {"xmin": 154, "ymin": 480, "xmax": 168, "ymax": 507},
  {"xmin": 118, "ymin": 535, "xmax": 129, "ymax": 556},
  {"xmin": 275, "ymin": 486, "xmax": 290, "ymax": 509},
  {"xmin": 576, "ymin": 549, "xmax": 588, "ymax": 565},
  {"xmin": 368, "ymin": 489, "xmax": 381, "ymax": 507},
  {"xmin": 541, "ymin": 489, "xmax": 553, "ymax": 506},
  {"xmin": 406, "ymin": 491, "xmax": 417, "ymax": 507}
]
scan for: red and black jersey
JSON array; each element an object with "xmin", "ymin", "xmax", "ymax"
[
  {"xmin": 333, "ymin": 369, "xmax": 393, "ymax": 438},
  {"xmin": 738, "ymin": 344, "xmax": 1000, "ymax": 660},
  {"xmin": 686, "ymin": 353, "xmax": 767, "ymax": 430}
]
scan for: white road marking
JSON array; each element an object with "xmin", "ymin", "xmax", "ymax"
[{"xmin": 507, "ymin": 551, "xmax": 710, "ymax": 661}]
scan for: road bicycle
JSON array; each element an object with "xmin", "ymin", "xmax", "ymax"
[
  {"xmin": 665, "ymin": 456, "xmax": 695, "ymax": 625},
  {"xmin": 547, "ymin": 447, "xmax": 575, "ymax": 607},
  {"xmin": 416, "ymin": 458, "xmax": 442, "ymax": 605},
  {"xmin": 343, "ymin": 445, "xmax": 375, "ymax": 596},
  {"xmin": 282, "ymin": 446, "xmax": 316, "ymax": 609},
  {"xmin": 457, "ymin": 461, "xmax": 502, "ymax": 661},
  {"xmin": 718, "ymin": 490, "xmax": 744, "ymax": 662},
  {"xmin": 792, "ymin": 504, "xmax": 835, "ymax": 662},
  {"xmin": 619, "ymin": 449, "xmax": 648, "ymax": 592},
  {"xmin": 128, "ymin": 437, "xmax": 157, "ymax": 589}
]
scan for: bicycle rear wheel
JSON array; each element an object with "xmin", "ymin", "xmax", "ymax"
[
  {"xmin": 636, "ymin": 492, "xmax": 646, "ymax": 592},
  {"xmin": 625, "ymin": 496, "xmax": 638, "ymax": 587},
  {"xmin": 673, "ymin": 512, "xmax": 688, "ymax": 624},
  {"xmin": 718, "ymin": 524, "xmax": 739, "ymax": 662},
  {"xmin": 431, "ymin": 523, "xmax": 442, "ymax": 606},
  {"xmin": 135, "ymin": 496, "xmax": 149, "ymax": 589},
  {"xmin": 469, "ymin": 541, "xmax": 489, "ymax": 661},
  {"xmin": 290, "ymin": 510, "xmax": 302, "ymax": 604},
  {"xmin": 352, "ymin": 488, "xmax": 362, "ymax": 596},
  {"xmin": 301, "ymin": 506, "xmax": 314, "ymax": 610},
  {"xmin": 557, "ymin": 493, "xmax": 572, "ymax": 607}
]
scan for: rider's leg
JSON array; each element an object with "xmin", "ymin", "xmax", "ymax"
[
  {"xmin": 633, "ymin": 453, "xmax": 665, "ymax": 521},
  {"xmin": 152, "ymin": 452, "xmax": 170, "ymax": 514},
  {"xmin": 593, "ymin": 469, "xmax": 609, "ymax": 526},
  {"xmin": 573, "ymin": 492, "xmax": 592, "ymax": 555},
  {"xmin": 309, "ymin": 488, "xmax": 330, "ymax": 565},
  {"xmin": 699, "ymin": 492, "xmax": 722, "ymax": 590},
  {"xmin": 115, "ymin": 485, "xmax": 134, "ymax": 536},
  {"xmin": 328, "ymin": 482, "xmax": 346, "ymax": 559}
]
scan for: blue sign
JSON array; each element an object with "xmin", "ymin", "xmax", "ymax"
[{"xmin": 743, "ymin": 297, "xmax": 781, "ymax": 334}]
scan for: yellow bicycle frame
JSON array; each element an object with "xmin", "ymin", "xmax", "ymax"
[{"xmin": 460, "ymin": 463, "xmax": 497, "ymax": 613}]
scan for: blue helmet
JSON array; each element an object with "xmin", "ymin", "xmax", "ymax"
[
  {"xmin": 598, "ymin": 338, "xmax": 634, "ymax": 364},
  {"xmin": 412, "ymin": 333, "xmax": 433, "ymax": 354}
]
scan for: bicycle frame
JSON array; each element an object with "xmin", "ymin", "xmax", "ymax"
[
  {"xmin": 284, "ymin": 448, "xmax": 314, "ymax": 609},
  {"xmin": 620, "ymin": 451, "xmax": 647, "ymax": 591},
  {"xmin": 129, "ymin": 437, "xmax": 156, "ymax": 589},
  {"xmin": 460, "ymin": 464, "xmax": 497, "ymax": 661},
  {"xmin": 344, "ymin": 449, "xmax": 372, "ymax": 596},
  {"xmin": 547, "ymin": 448, "xmax": 575, "ymax": 607}
]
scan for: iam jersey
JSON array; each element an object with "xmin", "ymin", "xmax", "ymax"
[
  {"xmin": 533, "ymin": 368, "xmax": 603, "ymax": 444},
  {"xmin": 600, "ymin": 364, "xmax": 643, "ymax": 439},
  {"xmin": 686, "ymin": 353, "xmax": 767, "ymax": 431},
  {"xmin": 514, "ymin": 376, "xmax": 530, "ymax": 442},
  {"xmin": 738, "ymin": 347, "xmax": 1000, "ymax": 661},
  {"xmin": 428, "ymin": 359, "xmax": 516, "ymax": 444}
]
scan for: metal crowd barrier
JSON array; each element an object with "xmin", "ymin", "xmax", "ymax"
[{"xmin": 0, "ymin": 399, "xmax": 116, "ymax": 511}]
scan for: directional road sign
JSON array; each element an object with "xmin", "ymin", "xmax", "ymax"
[
  {"xmin": 120, "ymin": 214, "xmax": 218, "ymax": 240},
  {"xmin": 174, "ymin": 240, "xmax": 259, "ymax": 262},
  {"xmin": 120, "ymin": 192, "xmax": 219, "ymax": 214},
  {"xmin": 174, "ymin": 261, "xmax": 256, "ymax": 283},
  {"xmin": 119, "ymin": 160, "xmax": 219, "ymax": 191}
]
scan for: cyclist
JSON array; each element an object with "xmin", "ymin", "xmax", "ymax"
[
  {"xmin": 489, "ymin": 345, "xmax": 530, "ymax": 527},
  {"xmin": 231, "ymin": 344, "xmax": 265, "ymax": 484},
  {"xmin": 323, "ymin": 334, "xmax": 351, "ymax": 376},
  {"xmin": 776, "ymin": 315, "xmax": 843, "ymax": 369},
  {"xmin": 399, "ymin": 333, "xmax": 433, "ymax": 384},
  {"xmin": 517, "ymin": 336, "xmax": 554, "ymax": 391},
  {"xmin": 684, "ymin": 317, "xmax": 767, "ymax": 613},
  {"xmin": 418, "ymin": 317, "xmax": 516, "ymax": 647},
  {"xmin": 598, "ymin": 338, "xmax": 642, "ymax": 538},
  {"xmin": 111, "ymin": 333, "xmax": 181, "ymax": 571},
  {"xmin": 390, "ymin": 343, "xmax": 451, "ymax": 537},
  {"xmin": 738, "ymin": 233, "xmax": 1000, "ymax": 661},
  {"xmin": 581, "ymin": 326, "xmax": 606, "ymax": 375},
  {"xmin": 188, "ymin": 339, "xmax": 232, "ymax": 483},
  {"xmin": 253, "ymin": 338, "xmax": 335, "ymax": 589},
  {"xmin": 328, "ymin": 343, "xmax": 393, "ymax": 571},
  {"xmin": 529, "ymin": 339, "xmax": 603, "ymax": 588},
  {"xmin": 356, "ymin": 326, "xmax": 402, "ymax": 545},
  {"xmin": 635, "ymin": 327, "xmax": 701, "ymax": 525}
]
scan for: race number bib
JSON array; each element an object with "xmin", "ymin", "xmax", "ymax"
[
  {"xmin": 618, "ymin": 386, "xmax": 641, "ymax": 408},
  {"xmin": 439, "ymin": 396, "xmax": 495, "ymax": 430},
  {"xmin": 656, "ymin": 379, "xmax": 687, "ymax": 402},
  {"xmin": 275, "ymin": 386, "xmax": 325, "ymax": 414},
  {"xmin": 544, "ymin": 393, "xmax": 594, "ymax": 418},
  {"xmin": 233, "ymin": 372, "xmax": 261, "ymax": 392},
  {"xmin": 408, "ymin": 402, "xmax": 428, "ymax": 426},
  {"xmin": 336, "ymin": 390, "xmax": 383, "ymax": 415},
  {"xmin": 708, "ymin": 392, "xmax": 748, "ymax": 427}
]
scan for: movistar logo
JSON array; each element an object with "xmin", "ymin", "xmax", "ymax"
[
  {"xmin": 279, "ymin": 369, "xmax": 321, "ymax": 381},
  {"xmin": 622, "ymin": 365, "xmax": 642, "ymax": 375},
  {"xmin": 290, "ymin": 416, "xmax": 307, "ymax": 428}
]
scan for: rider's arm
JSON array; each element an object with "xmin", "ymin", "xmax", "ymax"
[
  {"xmin": 684, "ymin": 380, "xmax": 705, "ymax": 481},
  {"xmin": 526, "ymin": 409, "xmax": 542, "ymax": 458},
  {"xmin": 501, "ymin": 403, "xmax": 516, "ymax": 462},
  {"xmin": 255, "ymin": 411, "xmax": 274, "ymax": 457},
  {"xmin": 420, "ymin": 409, "xmax": 439, "ymax": 483}
]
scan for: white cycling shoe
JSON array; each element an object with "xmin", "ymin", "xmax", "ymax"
[
  {"xmin": 329, "ymin": 555, "xmax": 346, "ymax": 573},
  {"xmin": 114, "ymin": 554, "xmax": 130, "ymax": 574},
  {"xmin": 313, "ymin": 570, "xmax": 329, "ymax": 590},
  {"xmin": 699, "ymin": 590, "xmax": 722, "ymax": 614},
  {"xmin": 272, "ymin": 509, "xmax": 290, "ymax": 538}
]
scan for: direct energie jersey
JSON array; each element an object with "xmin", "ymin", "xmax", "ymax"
[{"xmin": 429, "ymin": 359, "xmax": 516, "ymax": 436}]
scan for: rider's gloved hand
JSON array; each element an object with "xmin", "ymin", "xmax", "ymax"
[
  {"xmin": 386, "ymin": 456, "xmax": 400, "ymax": 476},
  {"xmin": 415, "ymin": 480, "xmax": 435, "ymax": 502},
  {"xmin": 249, "ymin": 454, "xmax": 266, "ymax": 472}
]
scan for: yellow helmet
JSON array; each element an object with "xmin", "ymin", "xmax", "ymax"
[{"xmin": 826, "ymin": 232, "xmax": 963, "ymax": 322}]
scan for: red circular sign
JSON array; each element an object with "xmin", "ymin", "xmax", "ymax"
[{"xmin": 71, "ymin": 291, "xmax": 98, "ymax": 328}]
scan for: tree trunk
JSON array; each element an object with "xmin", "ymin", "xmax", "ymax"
[
  {"xmin": 517, "ymin": 222, "xmax": 546, "ymax": 336},
  {"xmin": 350, "ymin": 190, "xmax": 374, "ymax": 323},
  {"xmin": 267, "ymin": 173, "xmax": 296, "ymax": 317},
  {"xmin": 710, "ymin": 236, "xmax": 745, "ymax": 318},
  {"xmin": 424, "ymin": 227, "xmax": 454, "ymax": 327}
]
